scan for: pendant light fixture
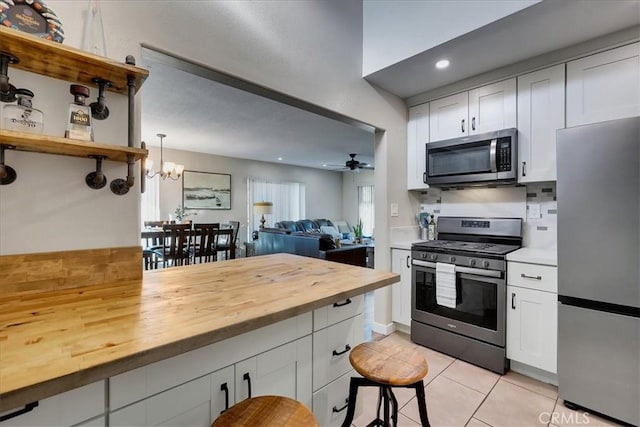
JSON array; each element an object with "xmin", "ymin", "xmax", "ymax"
[{"xmin": 145, "ymin": 133, "xmax": 184, "ymax": 180}]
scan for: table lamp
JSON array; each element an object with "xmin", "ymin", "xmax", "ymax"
[{"xmin": 253, "ymin": 201, "xmax": 273, "ymax": 229}]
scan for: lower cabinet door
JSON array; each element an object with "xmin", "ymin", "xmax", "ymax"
[
  {"xmin": 506, "ymin": 285, "xmax": 557, "ymax": 373},
  {"xmin": 235, "ymin": 336, "xmax": 312, "ymax": 408},
  {"xmin": 312, "ymin": 314, "xmax": 364, "ymax": 391},
  {"xmin": 312, "ymin": 370, "xmax": 361, "ymax": 427}
]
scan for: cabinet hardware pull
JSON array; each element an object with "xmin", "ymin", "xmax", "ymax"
[
  {"xmin": 406, "ymin": 255, "xmax": 411, "ymax": 269},
  {"xmin": 332, "ymin": 398, "xmax": 349, "ymax": 413},
  {"xmin": 243, "ymin": 372, "xmax": 252, "ymax": 399},
  {"xmin": 0, "ymin": 402, "xmax": 38, "ymax": 422},
  {"xmin": 333, "ymin": 299, "xmax": 352, "ymax": 308},
  {"xmin": 521, "ymin": 273, "xmax": 542, "ymax": 280},
  {"xmin": 522, "ymin": 161, "xmax": 526, "ymax": 177},
  {"xmin": 472, "ymin": 117, "xmax": 476, "ymax": 131},
  {"xmin": 220, "ymin": 383, "xmax": 229, "ymax": 414},
  {"xmin": 512, "ymin": 293, "xmax": 516, "ymax": 310},
  {"xmin": 333, "ymin": 344, "xmax": 351, "ymax": 356},
  {"xmin": 461, "ymin": 119, "xmax": 465, "ymax": 133},
  {"xmin": 423, "ymin": 172, "xmax": 427, "ymax": 184}
]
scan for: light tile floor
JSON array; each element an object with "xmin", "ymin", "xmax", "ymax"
[{"xmin": 350, "ymin": 331, "xmax": 623, "ymax": 427}]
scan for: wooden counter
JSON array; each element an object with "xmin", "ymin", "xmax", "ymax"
[{"xmin": 0, "ymin": 254, "xmax": 398, "ymax": 411}]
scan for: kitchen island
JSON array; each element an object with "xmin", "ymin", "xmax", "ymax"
[{"xmin": 0, "ymin": 253, "xmax": 398, "ymax": 425}]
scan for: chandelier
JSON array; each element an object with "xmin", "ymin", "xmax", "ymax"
[{"xmin": 145, "ymin": 133, "xmax": 184, "ymax": 180}]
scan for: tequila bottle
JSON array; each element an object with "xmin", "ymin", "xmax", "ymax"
[
  {"xmin": 65, "ymin": 84, "xmax": 93, "ymax": 141},
  {"xmin": 2, "ymin": 89, "xmax": 44, "ymax": 134}
]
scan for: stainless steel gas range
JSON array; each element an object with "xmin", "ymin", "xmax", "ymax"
[{"xmin": 411, "ymin": 217, "xmax": 522, "ymax": 374}]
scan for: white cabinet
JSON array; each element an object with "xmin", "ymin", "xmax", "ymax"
[
  {"xmin": 429, "ymin": 92, "xmax": 469, "ymax": 141},
  {"xmin": 507, "ymin": 262, "xmax": 558, "ymax": 374},
  {"xmin": 235, "ymin": 337, "xmax": 312, "ymax": 408},
  {"xmin": 407, "ymin": 103, "xmax": 430, "ymax": 190},
  {"xmin": 0, "ymin": 381, "xmax": 104, "ymax": 427},
  {"xmin": 429, "ymin": 79, "xmax": 516, "ymax": 142},
  {"xmin": 567, "ymin": 42, "xmax": 640, "ymax": 127},
  {"xmin": 517, "ymin": 64, "xmax": 566, "ymax": 183},
  {"xmin": 391, "ymin": 249, "xmax": 412, "ymax": 327},
  {"xmin": 311, "ymin": 299, "xmax": 365, "ymax": 426}
]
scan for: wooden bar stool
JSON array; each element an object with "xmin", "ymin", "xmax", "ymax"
[
  {"xmin": 212, "ymin": 395, "xmax": 318, "ymax": 427},
  {"xmin": 341, "ymin": 340, "xmax": 431, "ymax": 427}
]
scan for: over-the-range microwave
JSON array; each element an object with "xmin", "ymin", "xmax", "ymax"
[{"xmin": 424, "ymin": 128, "xmax": 517, "ymax": 187}]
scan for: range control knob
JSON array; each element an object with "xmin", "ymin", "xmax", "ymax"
[
  {"xmin": 421, "ymin": 253, "xmax": 427, "ymax": 259},
  {"xmin": 469, "ymin": 259, "xmax": 476, "ymax": 267},
  {"xmin": 449, "ymin": 256, "xmax": 456, "ymax": 263},
  {"xmin": 482, "ymin": 260, "xmax": 490, "ymax": 268},
  {"xmin": 430, "ymin": 254, "xmax": 438, "ymax": 261}
]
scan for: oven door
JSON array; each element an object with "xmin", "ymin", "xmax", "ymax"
[{"xmin": 411, "ymin": 259, "xmax": 506, "ymax": 347}]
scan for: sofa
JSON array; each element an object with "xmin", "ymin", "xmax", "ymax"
[
  {"xmin": 254, "ymin": 227, "xmax": 367, "ymax": 267},
  {"xmin": 274, "ymin": 218, "xmax": 352, "ymax": 236}
]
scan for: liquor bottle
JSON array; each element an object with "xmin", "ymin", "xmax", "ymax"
[
  {"xmin": 65, "ymin": 85, "xmax": 93, "ymax": 141},
  {"xmin": 1, "ymin": 88, "xmax": 44, "ymax": 134},
  {"xmin": 427, "ymin": 214, "xmax": 437, "ymax": 241}
]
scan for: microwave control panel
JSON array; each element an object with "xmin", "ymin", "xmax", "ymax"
[{"xmin": 498, "ymin": 139, "xmax": 511, "ymax": 172}]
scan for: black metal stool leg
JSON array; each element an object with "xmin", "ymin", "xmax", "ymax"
[
  {"xmin": 412, "ymin": 380, "xmax": 430, "ymax": 427},
  {"xmin": 388, "ymin": 387, "xmax": 399, "ymax": 427},
  {"xmin": 341, "ymin": 377, "xmax": 361, "ymax": 427},
  {"xmin": 383, "ymin": 386, "xmax": 390, "ymax": 426}
]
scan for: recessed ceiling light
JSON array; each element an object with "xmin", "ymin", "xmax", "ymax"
[
  {"xmin": 435, "ymin": 59, "xmax": 450, "ymax": 69},
  {"xmin": 277, "ymin": 157, "xmax": 283, "ymax": 161},
  {"xmin": 322, "ymin": 164, "xmax": 327, "ymax": 167}
]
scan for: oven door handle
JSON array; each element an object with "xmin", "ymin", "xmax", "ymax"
[
  {"xmin": 412, "ymin": 259, "xmax": 436, "ymax": 268},
  {"xmin": 412, "ymin": 260, "xmax": 502, "ymax": 278}
]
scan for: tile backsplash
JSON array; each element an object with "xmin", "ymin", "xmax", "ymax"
[{"xmin": 417, "ymin": 183, "xmax": 557, "ymax": 249}]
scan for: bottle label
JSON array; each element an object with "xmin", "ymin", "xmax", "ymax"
[
  {"xmin": 10, "ymin": 113, "xmax": 38, "ymax": 129},
  {"xmin": 70, "ymin": 109, "xmax": 91, "ymax": 127}
]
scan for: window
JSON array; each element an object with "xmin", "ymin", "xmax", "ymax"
[
  {"xmin": 140, "ymin": 175, "xmax": 160, "ymax": 227},
  {"xmin": 247, "ymin": 178, "xmax": 305, "ymax": 237},
  {"xmin": 358, "ymin": 185, "xmax": 374, "ymax": 237}
]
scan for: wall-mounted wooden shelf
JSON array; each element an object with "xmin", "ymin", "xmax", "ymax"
[
  {"xmin": 0, "ymin": 27, "xmax": 148, "ymax": 94},
  {"xmin": 0, "ymin": 130, "xmax": 147, "ymax": 163}
]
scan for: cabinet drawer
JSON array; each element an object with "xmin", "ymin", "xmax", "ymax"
[
  {"xmin": 0, "ymin": 381, "xmax": 104, "ymax": 427},
  {"xmin": 312, "ymin": 370, "xmax": 362, "ymax": 427},
  {"xmin": 313, "ymin": 314, "xmax": 364, "ymax": 391},
  {"xmin": 508, "ymin": 262, "xmax": 557, "ymax": 292},
  {"xmin": 313, "ymin": 294, "xmax": 364, "ymax": 331}
]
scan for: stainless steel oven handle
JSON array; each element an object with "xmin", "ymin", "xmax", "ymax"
[
  {"xmin": 412, "ymin": 260, "xmax": 502, "ymax": 278},
  {"xmin": 412, "ymin": 259, "xmax": 436, "ymax": 268},
  {"xmin": 490, "ymin": 139, "xmax": 497, "ymax": 172}
]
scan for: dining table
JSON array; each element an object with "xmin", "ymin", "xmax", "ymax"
[{"xmin": 141, "ymin": 226, "xmax": 235, "ymax": 260}]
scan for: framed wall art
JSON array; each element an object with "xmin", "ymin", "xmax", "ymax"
[{"xmin": 182, "ymin": 170, "xmax": 231, "ymax": 210}]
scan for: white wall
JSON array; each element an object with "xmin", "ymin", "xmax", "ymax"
[
  {"xmin": 148, "ymin": 147, "xmax": 344, "ymax": 245},
  {"xmin": 362, "ymin": 0, "xmax": 539, "ymax": 75}
]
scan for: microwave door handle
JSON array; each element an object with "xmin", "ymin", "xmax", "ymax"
[{"xmin": 489, "ymin": 139, "xmax": 498, "ymax": 172}]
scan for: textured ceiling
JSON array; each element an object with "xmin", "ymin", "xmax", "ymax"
[{"xmin": 141, "ymin": 55, "xmax": 375, "ymax": 171}]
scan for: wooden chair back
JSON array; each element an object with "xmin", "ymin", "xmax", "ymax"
[
  {"xmin": 193, "ymin": 223, "xmax": 220, "ymax": 263},
  {"xmin": 161, "ymin": 223, "xmax": 192, "ymax": 267}
]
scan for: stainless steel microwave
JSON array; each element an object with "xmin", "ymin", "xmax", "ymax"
[{"xmin": 424, "ymin": 128, "xmax": 517, "ymax": 186}]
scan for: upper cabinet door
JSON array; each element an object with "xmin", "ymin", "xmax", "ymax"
[
  {"xmin": 517, "ymin": 64, "xmax": 566, "ymax": 183},
  {"xmin": 567, "ymin": 42, "xmax": 640, "ymax": 127},
  {"xmin": 429, "ymin": 92, "xmax": 468, "ymax": 142},
  {"xmin": 468, "ymin": 78, "xmax": 517, "ymax": 134},
  {"xmin": 407, "ymin": 103, "xmax": 430, "ymax": 190}
]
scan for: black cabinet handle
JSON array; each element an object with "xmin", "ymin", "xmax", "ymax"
[
  {"xmin": 522, "ymin": 161, "xmax": 526, "ymax": 177},
  {"xmin": 332, "ymin": 398, "xmax": 349, "ymax": 413},
  {"xmin": 406, "ymin": 255, "xmax": 410, "ymax": 269},
  {"xmin": 423, "ymin": 172, "xmax": 427, "ymax": 184},
  {"xmin": 0, "ymin": 402, "xmax": 38, "ymax": 422},
  {"xmin": 333, "ymin": 299, "xmax": 352, "ymax": 308},
  {"xmin": 511, "ymin": 292, "xmax": 516, "ymax": 310},
  {"xmin": 220, "ymin": 382, "xmax": 229, "ymax": 414},
  {"xmin": 332, "ymin": 344, "xmax": 351, "ymax": 356},
  {"xmin": 472, "ymin": 117, "xmax": 476, "ymax": 131},
  {"xmin": 461, "ymin": 119, "xmax": 465, "ymax": 133},
  {"xmin": 243, "ymin": 372, "xmax": 252, "ymax": 399},
  {"xmin": 521, "ymin": 273, "xmax": 542, "ymax": 280}
]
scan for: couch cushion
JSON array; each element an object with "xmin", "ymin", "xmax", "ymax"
[{"xmin": 295, "ymin": 219, "xmax": 319, "ymax": 232}]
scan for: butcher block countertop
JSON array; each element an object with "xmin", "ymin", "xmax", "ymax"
[{"xmin": 0, "ymin": 253, "xmax": 399, "ymax": 411}]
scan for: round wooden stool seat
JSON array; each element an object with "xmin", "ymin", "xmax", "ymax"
[
  {"xmin": 349, "ymin": 339, "xmax": 429, "ymax": 386},
  {"xmin": 212, "ymin": 395, "xmax": 318, "ymax": 427}
]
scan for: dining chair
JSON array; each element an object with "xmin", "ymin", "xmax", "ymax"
[
  {"xmin": 144, "ymin": 220, "xmax": 168, "ymax": 229},
  {"xmin": 217, "ymin": 221, "xmax": 240, "ymax": 260},
  {"xmin": 155, "ymin": 223, "xmax": 192, "ymax": 267},
  {"xmin": 192, "ymin": 223, "xmax": 220, "ymax": 263}
]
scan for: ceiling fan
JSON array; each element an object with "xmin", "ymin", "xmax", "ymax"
[{"xmin": 329, "ymin": 153, "xmax": 374, "ymax": 171}]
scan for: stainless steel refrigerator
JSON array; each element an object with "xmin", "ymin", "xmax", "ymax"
[{"xmin": 557, "ymin": 116, "xmax": 639, "ymax": 426}]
